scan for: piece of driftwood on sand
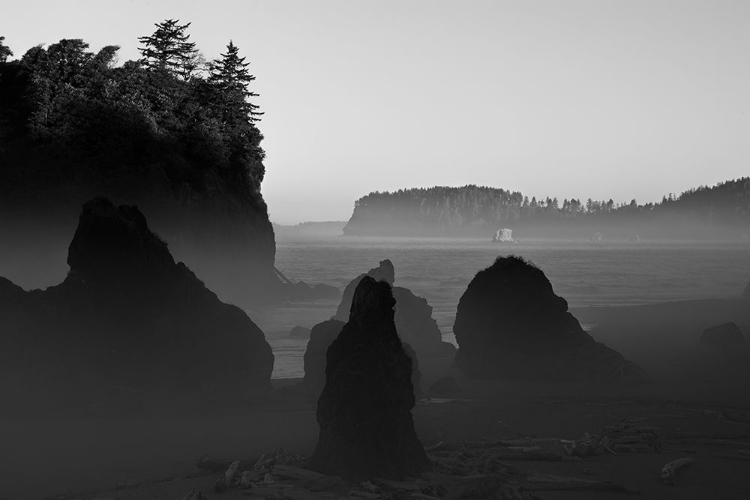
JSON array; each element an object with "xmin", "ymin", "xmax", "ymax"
[
  {"xmin": 190, "ymin": 441, "xmax": 639, "ymax": 499},
  {"xmin": 660, "ymin": 457, "xmax": 694, "ymax": 485}
]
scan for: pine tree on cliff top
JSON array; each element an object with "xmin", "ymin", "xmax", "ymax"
[
  {"xmin": 138, "ymin": 19, "xmax": 199, "ymax": 80},
  {"xmin": 210, "ymin": 40, "xmax": 263, "ymax": 123},
  {"xmin": 0, "ymin": 36, "xmax": 13, "ymax": 63}
]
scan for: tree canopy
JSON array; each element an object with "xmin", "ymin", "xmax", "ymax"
[
  {"xmin": 0, "ymin": 21, "xmax": 266, "ymax": 197},
  {"xmin": 344, "ymin": 180, "xmax": 750, "ymax": 237},
  {"xmin": 137, "ymin": 19, "xmax": 199, "ymax": 80},
  {"xmin": 0, "ymin": 36, "xmax": 12, "ymax": 63},
  {"xmin": 210, "ymin": 40, "xmax": 263, "ymax": 123}
]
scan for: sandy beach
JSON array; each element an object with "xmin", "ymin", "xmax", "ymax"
[
  {"xmin": 3, "ymin": 296, "xmax": 750, "ymax": 500},
  {"xmin": 3, "ymin": 378, "xmax": 749, "ymax": 500}
]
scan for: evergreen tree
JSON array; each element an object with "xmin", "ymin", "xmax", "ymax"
[
  {"xmin": 0, "ymin": 36, "xmax": 12, "ymax": 63},
  {"xmin": 138, "ymin": 19, "xmax": 198, "ymax": 80},
  {"xmin": 210, "ymin": 40, "xmax": 263, "ymax": 122}
]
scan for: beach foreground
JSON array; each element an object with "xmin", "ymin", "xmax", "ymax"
[
  {"xmin": 2, "ymin": 297, "xmax": 749, "ymax": 500},
  {"xmin": 3, "ymin": 368, "xmax": 749, "ymax": 500}
]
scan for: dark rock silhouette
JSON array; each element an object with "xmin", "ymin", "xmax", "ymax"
[
  {"xmin": 0, "ymin": 197, "xmax": 274, "ymax": 411},
  {"xmin": 402, "ymin": 342, "xmax": 423, "ymax": 396},
  {"xmin": 334, "ymin": 260, "xmax": 455, "ymax": 361},
  {"xmin": 301, "ymin": 322, "xmax": 423, "ymax": 396},
  {"xmin": 308, "ymin": 277, "xmax": 428, "ymax": 481},
  {"xmin": 428, "ymin": 376, "xmax": 459, "ymax": 396},
  {"xmin": 392, "ymin": 286, "xmax": 456, "ymax": 358},
  {"xmin": 743, "ymin": 279, "xmax": 750, "ymax": 300},
  {"xmin": 300, "ymin": 319, "xmax": 345, "ymax": 390},
  {"xmin": 700, "ymin": 322, "xmax": 745, "ymax": 352},
  {"xmin": 283, "ymin": 280, "xmax": 340, "ymax": 301},
  {"xmin": 453, "ymin": 255, "xmax": 647, "ymax": 382},
  {"xmin": 333, "ymin": 259, "xmax": 395, "ymax": 321},
  {"xmin": 67, "ymin": 197, "xmax": 178, "ymax": 287},
  {"xmin": 289, "ymin": 326, "xmax": 312, "ymax": 338}
]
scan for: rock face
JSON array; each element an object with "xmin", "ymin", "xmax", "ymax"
[
  {"xmin": 333, "ymin": 259, "xmax": 395, "ymax": 321},
  {"xmin": 453, "ymin": 255, "xmax": 646, "ymax": 382},
  {"xmin": 301, "ymin": 320, "xmax": 346, "ymax": 389},
  {"xmin": 289, "ymin": 326, "xmax": 312, "ymax": 338},
  {"xmin": 700, "ymin": 323, "xmax": 745, "ymax": 352},
  {"xmin": 301, "ymin": 319, "xmax": 422, "ymax": 396},
  {"xmin": 308, "ymin": 277, "xmax": 428, "ymax": 481},
  {"xmin": 0, "ymin": 197, "xmax": 274, "ymax": 411},
  {"xmin": 302, "ymin": 260, "xmax": 453, "ymax": 396},
  {"xmin": 392, "ymin": 286, "xmax": 456, "ymax": 359},
  {"xmin": 334, "ymin": 260, "xmax": 455, "ymax": 360}
]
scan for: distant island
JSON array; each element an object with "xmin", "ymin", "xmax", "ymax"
[{"xmin": 343, "ymin": 179, "xmax": 750, "ymax": 240}]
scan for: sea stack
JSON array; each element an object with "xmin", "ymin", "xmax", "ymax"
[
  {"xmin": 333, "ymin": 259, "xmax": 395, "ymax": 321},
  {"xmin": 300, "ymin": 319, "xmax": 346, "ymax": 390},
  {"xmin": 333, "ymin": 260, "xmax": 455, "ymax": 359},
  {"xmin": 453, "ymin": 255, "xmax": 647, "ymax": 382},
  {"xmin": 308, "ymin": 277, "xmax": 428, "ymax": 481},
  {"xmin": 0, "ymin": 197, "xmax": 274, "ymax": 410},
  {"xmin": 700, "ymin": 322, "xmax": 745, "ymax": 353}
]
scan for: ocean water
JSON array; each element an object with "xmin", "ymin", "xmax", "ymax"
[{"xmin": 245, "ymin": 236, "xmax": 750, "ymax": 379}]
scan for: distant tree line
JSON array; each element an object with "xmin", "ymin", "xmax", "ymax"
[
  {"xmin": 344, "ymin": 179, "xmax": 750, "ymax": 237},
  {"xmin": 0, "ymin": 20, "xmax": 265, "ymax": 199}
]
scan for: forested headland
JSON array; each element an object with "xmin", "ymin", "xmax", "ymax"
[
  {"xmin": 343, "ymin": 179, "xmax": 750, "ymax": 240},
  {"xmin": 0, "ymin": 24, "xmax": 278, "ymax": 300}
]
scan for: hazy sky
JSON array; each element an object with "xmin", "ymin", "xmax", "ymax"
[{"xmin": 3, "ymin": 1, "xmax": 748, "ymax": 223}]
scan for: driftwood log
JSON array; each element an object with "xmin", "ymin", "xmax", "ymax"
[
  {"xmin": 660, "ymin": 457, "xmax": 693, "ymax": 485},
  {"xmin": 190, "ymin": 443, "xmax": 638, "ymax": 499}
]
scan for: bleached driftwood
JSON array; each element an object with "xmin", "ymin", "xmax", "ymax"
[
  {"xmin": 214, "ymin": 460, "xmax": 240, "ymax": 492},
  {"xmin": 660, "ymin": 457, "xmax": 693, "ymax": 485},
  {"xmin": 359, "ymin": 481, "xmax": 381, "ymax": 493},
  {"xmin": 225, "ymin": 460, "xmax": 240, "ymax": 484},
  {"xmin": 566, "ymin": 418, "xmax": 663, "ymax": 457}
]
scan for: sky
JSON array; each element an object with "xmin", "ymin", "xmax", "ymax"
[{"xmin": 2, "ymin": 0, "xmax": 749, "ymax": 224}]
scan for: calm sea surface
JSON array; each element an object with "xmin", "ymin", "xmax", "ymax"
[{"xmin": 245, "ymin": 236, "xmax": 750, "ymax": 379}]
